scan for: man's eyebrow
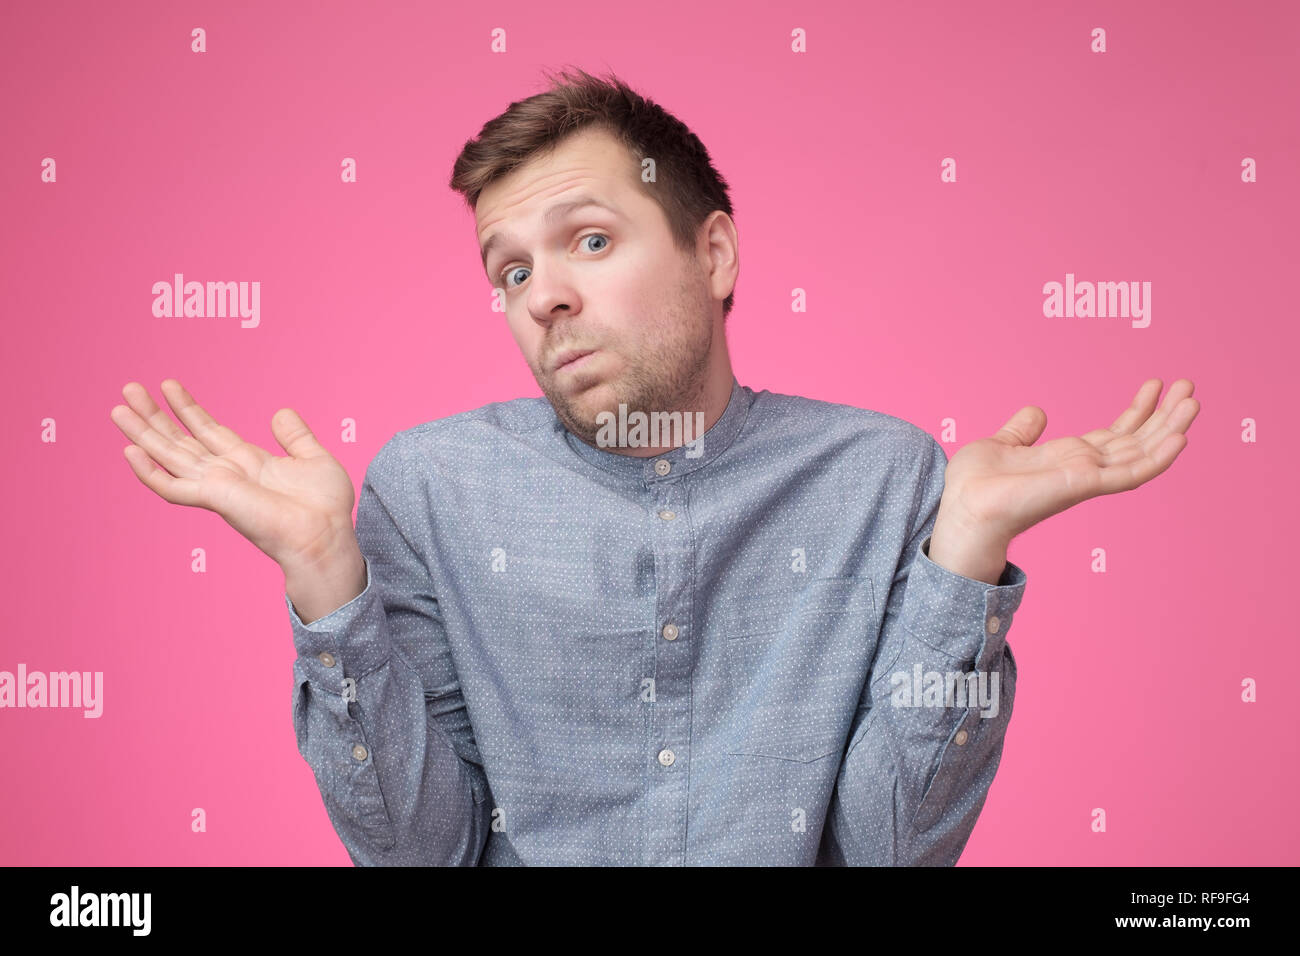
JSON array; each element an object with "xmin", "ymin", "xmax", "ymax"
[{"xmin": 480, "ymin": 196, "xmax": 624, "ymax": 277}]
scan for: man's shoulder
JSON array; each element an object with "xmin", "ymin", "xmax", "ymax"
[
  {"xmin": 747, "ymin": 386, "xmax": 942, "ymax": 461},
  {"xmin": 400, "ymin": 395, "xmax": 556, "ymax": 443},
  {"xmin": 369, "ymin": 396, "xmax": 556, "ymax": 473}
]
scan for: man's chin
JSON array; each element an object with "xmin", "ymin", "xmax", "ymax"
[{"xmin": 544, "ymin": 378, "xmax": 618, "ymax": 437}]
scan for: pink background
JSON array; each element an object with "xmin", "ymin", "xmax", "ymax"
[{"xmin": 3, "ymin": 0, "xmax": 1297, "ymax": 865}]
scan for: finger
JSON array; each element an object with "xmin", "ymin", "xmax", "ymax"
[
  {"xmin": 271, "ymin": 408, "xmax": 332, "ymax": 460},
  {"xmin": 992, "ymin": 406, "xmax": 1047, "ymax": 447},
  {"xmin": 1098, "ymin": 395, "xmax": 1201, "ymax": 469},
  {"xmin": 1132, "ymin": 379, "xmax": 1195, "ymax": 443},
  {"xmin": 1135, "ymin": 395, "xmax": 1201, "ymax": 455},
  {"xmin": 159, "ymin": 379, "xmax": 244, "ymax": 456},
  {"xmin": 120, "ymin": 381, "xmax": 208, "ymax": 455},
  {"xmin": 121, "ymin": 444, "xmax": 205, "ymax": 507},
  {"xmin": 110, "ymin": 401, "xmax": 203, "ymax": 478},
  {"xmin": 1096, "ymin": 431, "xmax": 1189, "ymax": 495},
  {"xmin": 1102, "ymin": 379, "xmax": 1162, "ymax": 437}
]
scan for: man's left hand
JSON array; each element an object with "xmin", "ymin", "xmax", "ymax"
[{"xmin": 936, "ymin": 378, "xmax": 1201, "ymax": 552}]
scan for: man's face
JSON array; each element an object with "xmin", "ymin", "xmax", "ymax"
[{"xmin": 475, "ymin": 127, "xmax": 719, "ymax": 447}]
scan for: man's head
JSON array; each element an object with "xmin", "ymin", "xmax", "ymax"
[{"xmin": 449, "ymin": 68, "xmax": 740, "ymax": 449}]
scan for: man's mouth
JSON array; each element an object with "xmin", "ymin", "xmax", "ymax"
[{"xmin": 554, "ymin": 349, "xmax": 598, "ymax": 373}]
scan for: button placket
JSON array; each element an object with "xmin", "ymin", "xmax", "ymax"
[{"xmin": 646, "ymin": 476, "xmax": 690, "ymax": 868}]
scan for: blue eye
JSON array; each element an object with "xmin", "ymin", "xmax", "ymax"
[{"xmin": 500, "ymin": 233, "xmax": 611, "ymax": 289}]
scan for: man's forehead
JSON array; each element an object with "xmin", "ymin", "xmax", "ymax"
[
  {"xmin": 477, "ymin": 182, "xmax": 620, "ymax": 233},
  {"xmin": 476, "ymin": 131, "xmax": 636, "ymax": 231}
]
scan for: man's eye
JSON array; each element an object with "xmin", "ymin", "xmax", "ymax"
[{"xmin": 500, "ymin": 234, "xmax": 611, "ymax": 289}]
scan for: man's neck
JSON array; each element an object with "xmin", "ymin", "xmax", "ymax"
[{"xmin": 576, "ymin": 366, "xmax": 736, "ymax": 459}]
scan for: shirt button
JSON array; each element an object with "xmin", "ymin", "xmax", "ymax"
[
  {"xmin": 658, "ymin": 509, "xmax": 676, "ymax": 521},
  {"xmin": 986, "ymin": 615, "xmax": 1001, "ymax": 634},
  {"xmin": 954, "ymin": 730, "xmax": 968, "ymax": 746},
  {"xmin": 661, "ymin": 623, "xmax": 679, "ymax": 641},
  {"xmin": 658, "ymin": 748, "xmax": 675, "ymax": 766},
  {"xmin": 351, "ymin": 744, "xmax": 369, "ymax": 761},
  {"xmin": 654, "ymin": 459, "xmax": 671, "ymax": 476},
  {"xmin": 318, "ymin": 652, "xmax": 336, "ymax": 667}
]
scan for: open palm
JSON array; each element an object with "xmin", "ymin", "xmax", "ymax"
[
  {"xmin": 940, "ymin": 378, "xmax": 1201, "ymax": 544},
  {"xmin": 110, "ymin": 379, "xmax": 356, "ymax": 568}
]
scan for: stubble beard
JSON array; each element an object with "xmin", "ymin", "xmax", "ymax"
[{"xmin": 542, "ymin": 271, "xmax": 715, "ymax": 448}]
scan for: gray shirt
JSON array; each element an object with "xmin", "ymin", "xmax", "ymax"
[{"xmin": 285, "ymin": 377, "xmax": 1027, "ymax": 865}]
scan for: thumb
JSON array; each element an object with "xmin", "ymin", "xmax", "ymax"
[
  {"xmin": 992, "ymin": 405, "xmax": 1047, "ymax": 447},
  {"xmin": 271, "ymin": 408, "xmax": 329, "ymax": 459}
]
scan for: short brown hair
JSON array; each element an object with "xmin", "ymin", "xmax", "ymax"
[{"xmin": 449, "ymin": 66, "xmax": 737, "ymax": 317}]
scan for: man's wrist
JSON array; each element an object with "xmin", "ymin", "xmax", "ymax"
[
  {"xmin": 283, "ymin": 538, "xmax": 367, "ymax": 625},
  {"xmin": 927, "ymin": 515, "xmax": 1008, "ymax": 586}
]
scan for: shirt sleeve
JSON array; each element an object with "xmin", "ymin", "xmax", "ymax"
[
  {"xmin": 817, "ymin": 434, "xmax": 1026, "ymax": 866},
  {"xmin": 287, "ymin": 435, "xmax": 493, "ymax": 866}
]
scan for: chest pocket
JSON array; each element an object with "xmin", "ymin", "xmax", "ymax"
[{"xmin": 724, "ymin": 575, "xmax": 876, "ymax": 763}]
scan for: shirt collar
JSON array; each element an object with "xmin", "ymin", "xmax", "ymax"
[{"xmin": 558, "ymin": 376, "xmax": 752, "ymax": 481}]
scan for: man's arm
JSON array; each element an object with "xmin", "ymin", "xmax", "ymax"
[
  {"xmin": 287, "ymin": 435, "xmax": 493, "ymax": 866},
  {"xmin": 818, "ymin": 435, "xmax": 1026, "ymax": 866}
]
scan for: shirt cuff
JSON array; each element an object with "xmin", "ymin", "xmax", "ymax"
[
  {"xmin": 902, "ymin": 533, "xmax": 1027, "ymax": 673},
  {"xmin": 284, "ymin": 557, "xmax": 392, "ymax": 683}
]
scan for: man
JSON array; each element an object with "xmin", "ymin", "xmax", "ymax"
[{"xmin": 110, "ymin": 68, "xmax": 1199, "ymax": 865}]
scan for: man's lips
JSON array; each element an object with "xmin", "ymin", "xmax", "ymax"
[{"xmin": 553, "ymin": 348, "xmax": 598, "ymax": 373}]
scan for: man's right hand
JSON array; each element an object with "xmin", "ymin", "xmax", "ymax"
[{"xmin": 110, "ymin": 379, "xmax": 359, "ymax": 574}]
